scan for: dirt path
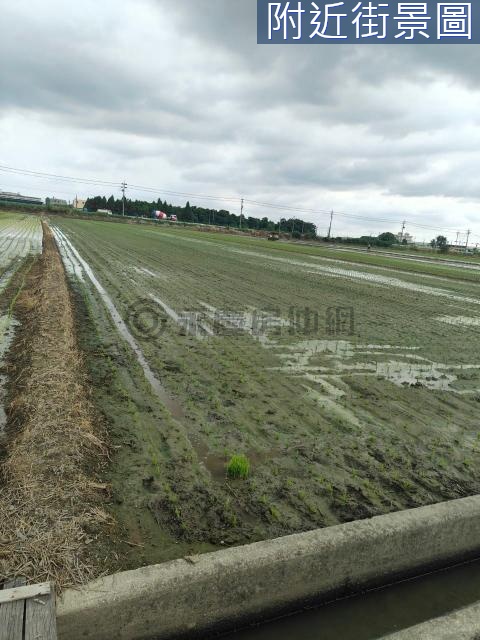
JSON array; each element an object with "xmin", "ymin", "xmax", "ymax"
[{"xmin": 0, "ymin": 222, "xmax": 109, "ymax": 588}]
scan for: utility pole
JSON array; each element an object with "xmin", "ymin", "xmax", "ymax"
[
  {"xmin": 240, "ymin": 198, "xmax": 244, "ymax": 229},
  {"xmin": 327, "ymin": 210, "xmax": 334, "ymax": 240},
  {"xmin": 455, "ymin": 231, "xmax": 459, "ymax": 246},
  {"xmin": 121, "ymin": 181, "xmax": 127, "ymax": 217},
  {"xmin": 465, "ymin": 229, "xmax": 471, "ymax": 253},
  {"xmin": 400, "ymin": 220, "xmax": 406, "ymax": 242}
]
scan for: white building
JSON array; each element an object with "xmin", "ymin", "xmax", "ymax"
[
  {"xmin": 396, "ymin": 232, "xmax": 414, "ymax": 244},
  {"xmin": 73, "ymin": 196, "xmax": 87, "ymax": 209}
]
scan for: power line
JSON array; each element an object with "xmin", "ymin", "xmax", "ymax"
[
  {"xmin": 128, "ymin": 182, "xmax": 239, "ymax": 204},
  {"xmin": 0, "ymin": 163, "xmax": 119, "ymax": 188},
  {"xmin": 0, "ymin": 181, "xmax": 77, "ymax": 198},
  {"xmin": 0, "ymin": 162, "xmax": 473, "ymax": 237}
]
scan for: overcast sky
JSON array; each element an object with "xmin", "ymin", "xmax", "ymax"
[{"xmin": 1, "ymin": 0, "xmax": 479, "ymax": 242}]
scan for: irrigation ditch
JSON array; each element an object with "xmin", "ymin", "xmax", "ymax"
[{"xmin": 56, "ymin": 495, "xmax": 480, "ymax": 640}]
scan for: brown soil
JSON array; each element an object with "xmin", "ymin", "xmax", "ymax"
[{"xmin": 0, "ymin": 222, "xmax": 110, "ymax": 589}]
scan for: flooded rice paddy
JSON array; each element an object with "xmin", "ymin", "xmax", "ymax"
[
  {"xmin": 0, "ymin": 214, "xmax": 42, "ymax": 440},
  {"xmin": 43, "ymin": 218, "xmax": 480, "ymax": 572}
]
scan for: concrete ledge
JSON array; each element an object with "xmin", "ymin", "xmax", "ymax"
[
  {"xmin": 382, "ymin": 601, "xmax": 480, "ymax": 639},
  {"xmin": 58, "ymin": 495, "xmax": 480, "ymax": 640}
]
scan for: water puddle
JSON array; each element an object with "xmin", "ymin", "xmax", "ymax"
[
  {"xmin": 437, "ymin": 315, "xmax": 480, "ymax": 328},
  {"xmin": 133, "ymin": 266, "xmax": 165, "ymax": 279},
  {"xmin": 193, "ymin": 438, "xmax": 282, "ymax": 482},
  {"xmin": 0, "ymin": 315, "xmax": 18, "ymax": 436},
  {"xmin": 0, "ymin": 262, "xmax": 20, "ymax": 294},
  {"xmin": 269, "ymin": 338, "xmax": 480, "ymax": 398},
  {"xmin": 54, "ymin": 230, "xmax": 85, "ymax": 281},
  {"xmin": 192, "ymin": 439, "xmax": 230, "ymax": 481}
]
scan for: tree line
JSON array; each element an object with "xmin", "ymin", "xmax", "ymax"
[
  {"xmin": 84, "ymin": 195, "xmax": 317, "ymax": 238},
  {"xmin": 329, "ymin": 232, "xmax": 398, "ymax": 247}
]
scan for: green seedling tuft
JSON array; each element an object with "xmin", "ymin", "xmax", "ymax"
[{"xmin": 226, "ymin": 454, "xmax": 250, "ymax": 479}]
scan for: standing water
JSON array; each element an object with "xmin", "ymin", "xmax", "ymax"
[
  {"xmin": 0, "ymin": 315, "xmax": 18, "ymax": 438},
  {"xmin": 222, "ymin": 558, "xmax": 480, "ymax": 640}
]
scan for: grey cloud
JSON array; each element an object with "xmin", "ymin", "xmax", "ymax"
[{"xmin": 1, "ymin": 0, "xmax": 480, "ymax": 234}]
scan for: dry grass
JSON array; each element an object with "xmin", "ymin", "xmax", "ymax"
[{"xmin": 0, "ymin": 223, "xmax": 110, "ymax": 589}]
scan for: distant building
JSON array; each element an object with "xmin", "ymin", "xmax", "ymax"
[
  {"xmin": 0, "ymin": 190, "xmax": 44, "ymax": 206},
  {"xmin": 46, "ymin": 197, "xmax": 68, "ymax": 207},
  {"xmin": 396, "ymin": 232, "xmax": 414, "ymax": 244},
  {"xmin": 73, "ymin": 196, "xmax": 87, "ymax": 210}
]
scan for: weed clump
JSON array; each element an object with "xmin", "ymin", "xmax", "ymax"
[{"xmin": 227, "ymin": 454, "xmax": 250, "ymax": 479}]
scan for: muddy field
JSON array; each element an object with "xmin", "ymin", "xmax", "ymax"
[
  {"xmin": 37, "ymin": 215, "xmax": 479, "ymax": 571},
  {"xmin": 2, "ymin": 212, "xmax": 480, "ymax": 576}
]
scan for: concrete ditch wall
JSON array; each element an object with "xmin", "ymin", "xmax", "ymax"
[
  {"xmin": 57, "ymin": 495, "xmax": 480, "ymax": 640},
  {"xmin": 382, "ymin": 601, "xmax": 480, "ymax": 639}
]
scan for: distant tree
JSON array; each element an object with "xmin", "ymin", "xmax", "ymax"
[
  {"xmin": 83, "ymin": 193, "xmax": 307, "ymax": 234},
  {"xmin": 377, "ymin": 232, "xmax": 396, "ymax": 247},
  {"xmin": 436, "ymin": 235, "xmax": 449, "ymax": 253},
  {"xmin": 182, "ymin": 200, "xmax": 194, "ymax": 222}
]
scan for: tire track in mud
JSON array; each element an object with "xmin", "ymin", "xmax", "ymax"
[{"xmin": 52, "ymin": 226, "xmax": 184, "ymax": 417}]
